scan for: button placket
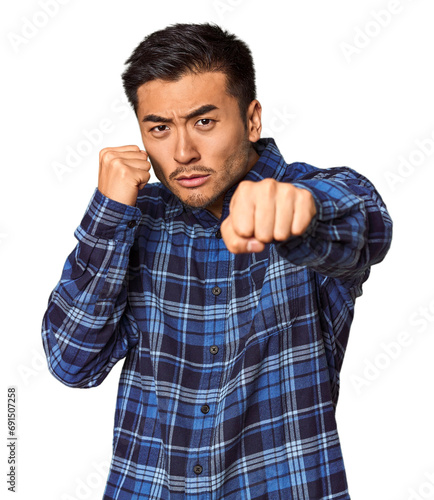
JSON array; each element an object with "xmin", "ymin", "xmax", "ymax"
[
  {"xmin": 193, "ymin": 464, "xmax": 203, "ymax": 475},
  {"xmin": 209, "ymin": 345, "xmax": 219, "ymax": 355},
  {"xmin": 189, "ymin": 225, "xmax": 225, "ymax": 489},
  {"xmin": 200, "ymin": 404, "xmax": 210, "ymax": 414}
]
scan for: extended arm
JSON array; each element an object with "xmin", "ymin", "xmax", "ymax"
[{"xmin": 221, "ymin": 165, "xmax": 392, "ymax": 280}]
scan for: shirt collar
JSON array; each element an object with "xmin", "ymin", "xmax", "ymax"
[{"xmin": 164, "ymin": 137, "xmax": 287, "ymax": 222}]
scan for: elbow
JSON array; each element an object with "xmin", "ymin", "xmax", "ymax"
[
  {"xmin": 367, "ymin": 208, "xmax": 393, "ymax": 267},
  {"xmin": 44, "ymin": 348, "xmax": 106, "ymax": 389}
]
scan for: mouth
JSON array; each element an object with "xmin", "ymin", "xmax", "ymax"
[{"xmin": 175, "ymin": 174, "xmax": 211, "ymax": 188}]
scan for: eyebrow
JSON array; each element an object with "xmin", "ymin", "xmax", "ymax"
[{"xmin": 142, "ymin": 104, "xmax": 218, "ymax": 124}]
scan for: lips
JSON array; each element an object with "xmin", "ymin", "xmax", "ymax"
[{"xmin": 176, "ymin": 174, "xmax": 210, "ymax": 188}]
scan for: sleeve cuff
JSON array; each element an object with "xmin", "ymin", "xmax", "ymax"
[
  {"xmin": 78, "ymin": 188, "xmax": 142, "ymax": 242},
  {"xmin": 290, "ymin": 177, "xmax": 364, "ymax": 223}
]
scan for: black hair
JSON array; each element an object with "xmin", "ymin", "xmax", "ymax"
[{"xmin": 122, "ymin": 23, "xmax": 256, "ymax": 122}]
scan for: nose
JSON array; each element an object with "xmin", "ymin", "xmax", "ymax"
[{"xmin": 173, "ymin": 129, "xmax": 200, "ymax": 165}]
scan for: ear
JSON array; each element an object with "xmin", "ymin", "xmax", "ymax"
[{"xmin": 246, "ymin": 100, "xmax": 262, "ymax": 142}]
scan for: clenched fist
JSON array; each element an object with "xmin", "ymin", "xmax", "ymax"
[
  {"xmin": 98, "ymin": 145, "xmax": 151, "ymax": 206},
  {"xmin": 221, "ymin": 179, "xmax": 316, "ymax": 253}
]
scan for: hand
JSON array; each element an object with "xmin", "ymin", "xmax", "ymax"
[
  {"xmin": 98, "ymin": 145, "xmax": 151, "ymax": 206},
  {"xmin": 220, "ymin": 179, "xmax": 316, "ymax": 253}
]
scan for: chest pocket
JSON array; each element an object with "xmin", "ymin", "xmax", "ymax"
[
  {"xmin": 233, "ymin": 248, "xmax": 269, "ymax": 294},
  {"xmin": 228, "ymin": 245, "xmax": 303, "ymax": 348}
]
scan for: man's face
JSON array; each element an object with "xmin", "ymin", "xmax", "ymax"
[{"xmin": 136, "ymin": 71, "xmax": 261, "ymax": 218}]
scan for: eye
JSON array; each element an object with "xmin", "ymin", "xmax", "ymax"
[
  {"xmin": 196, "ymin": 118, "xmax": 214, "ymax": 127},
  {"xmin": 151, "ymin": 125, "xmax": 169, "ymax": 133}
]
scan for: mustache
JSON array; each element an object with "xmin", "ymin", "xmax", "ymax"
[{"xmin": 169, "ymin": 165, "xmax": 215, "ymax": 181}]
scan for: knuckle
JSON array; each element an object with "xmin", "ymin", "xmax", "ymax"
[
  {"xmin": 280, "ymin": 180, "xmax": 293, "ymax": 191},
  {"xmin": 99, "ymin": 148, "xmax": 110, "ymax": 163},
  {"xmin": 298, "ymin": 187, "xmax": 312, "ymax": 203},
  {"xmin": 280, "ymin": 182, "xmax": 294, "ymax": 199},
  {"xmin": 111, "ymin": 157, "xmax": 124, "ymax": 168},
  {"xmin": 274, "ymin": 228, "xmax": 289, "ymax": 241},
  {"xmin": 237, "ymin": 180, "xmax": 253, "ymax": 194},
  {"xmin": 118, "ymin": 165, "xmax": 129, "ymax": 179},
  {"xmin": 101, "ymin": 150, "xmax": 115, "ymax": 164},
  {"xmin": 292, "ymin": 221, "xmax": 307, "ymax": 236},
  {"xmin": 234, "ymin": 222, "xmax": 251, "ymax": 239},
  {"xmin": 259, "ymin": 178, "xmax": 276, "ymax": 194},
  {"xmin": 297, "ymin": 186, "xmax": 307, "ymax": 198},
  {"xmin": 230, "ymin": 238, "xmax": 244, "ymax": 253},
  {"xmin": 256, "ymin": 230, "xmax": 272, "ymax": 243},
  {"xmin": 236, "ymin": 217, "xmax": 254, "ymax": 238}
]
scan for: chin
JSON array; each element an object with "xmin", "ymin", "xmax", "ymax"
[{"xmin": 182, "ymin": 194, "xmax": 211, "ymax": 209}]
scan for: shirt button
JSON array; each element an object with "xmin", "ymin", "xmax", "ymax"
[
  {"xmin": 201, "ymin": 404, "xmax": 210, "ymax": 414},
  {"xmin": 215, "ymin": 228, "xmax": 222, "ymax": 239},
  {"xmin": 212, "ymin": 286, "xmax": 221, "ymax": 296},
  {"xmin": 193, "ymin": 465, "xmax": 203, "ymax": 475},
  {"xmin": 127, "ymin": 220, "xmax": 137, "ymax": 228},
  {"xmin": 210, "ymin": 345, "xmax": 219, "ymax": 355}
]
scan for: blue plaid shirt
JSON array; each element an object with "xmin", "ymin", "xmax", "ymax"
[{"xmin": 42, "ymin": 138, "xmax": 392, "ymax": 499}]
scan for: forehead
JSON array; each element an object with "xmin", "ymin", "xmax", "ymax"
[{"xmin": 136, "ymin": 71, "xmax": 234, "ymax": 117}]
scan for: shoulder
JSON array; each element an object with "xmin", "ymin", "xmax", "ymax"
[{"xmin": 283, "ymin": 161, "xmax": 368, "ymax": 185}]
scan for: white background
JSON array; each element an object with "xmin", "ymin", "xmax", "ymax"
[{"xmin": 2, "ymin": 1, "xmax": 434, "ymax": 499}]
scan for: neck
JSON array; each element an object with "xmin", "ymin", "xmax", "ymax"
[{"xmin": 206, "ymin": 143, "xmax": 260, "ymax": 219}]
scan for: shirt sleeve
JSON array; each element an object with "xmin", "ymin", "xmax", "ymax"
[
  {"xmin": 41, "ymin": 189, "xmax": 142, "ymax": 388},
  {"xmin": 275, "ymin": 166, "xmax": 393, "ymax": 283}
]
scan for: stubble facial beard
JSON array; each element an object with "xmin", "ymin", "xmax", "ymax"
[{"xmin": 150, "ymin": 139, "xmax": 252, "ymax": 211}]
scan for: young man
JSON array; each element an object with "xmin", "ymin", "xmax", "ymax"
[{"xmin": 42, "ymin": 23, "xmax": 392, "ymax": 499}]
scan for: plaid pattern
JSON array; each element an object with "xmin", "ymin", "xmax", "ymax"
[{"xmin": 42, "ymin": 138, "xmax": 392, "ymax": 499}]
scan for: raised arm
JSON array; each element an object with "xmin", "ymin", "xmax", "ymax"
[{"xmin": 42, "ymin": 145, "xmax": 151, "ymax": 387}]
